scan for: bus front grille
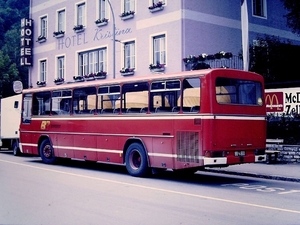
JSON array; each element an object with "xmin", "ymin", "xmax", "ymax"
[{"xmin": 176, "ymin": 131, "xmax": 199, "ymax": 163}]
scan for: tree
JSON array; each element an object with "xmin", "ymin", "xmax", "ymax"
[
  {"xmin": 281, "ymin": 0, "xmax": 300, "ymax": 35},
  {"xmin": 249, "ymin": 35, "xmax": 300, "ymax": 85},
  {"xmin": 0, "ymin": 0, "xmax": 29, "ymax": 97},
  {"xmin": 0, "ymin": 50, "xmax": 19, "ymax": 97}
]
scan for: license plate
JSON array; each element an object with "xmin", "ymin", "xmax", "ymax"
[{"xmin": 234, "ymin": 151, "xmax": 246, "ymax": 156}]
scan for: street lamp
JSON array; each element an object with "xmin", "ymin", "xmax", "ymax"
[{"xmin": 103, "ymin": 0, "xmax": 116, "ymax": 79}]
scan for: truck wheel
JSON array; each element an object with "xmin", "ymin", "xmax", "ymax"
[
  {"xmin": 12, "ymin": 141, "xmax": 21, "ymax": 156},
  {"xmin": 39, "ymin": 139, "xmax": 56, "ymax": 164},
  {"xmin": 125, "ymin": 143, "xmax": 150, "ymax": 177}
]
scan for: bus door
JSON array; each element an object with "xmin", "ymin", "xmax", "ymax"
[{"xmin": 20, "ymin": 93, "xmax": 33, "ymax": 154}]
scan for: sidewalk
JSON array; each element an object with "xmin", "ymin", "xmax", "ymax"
[{"xmin": 205, "ymin": 162, "xmax": 300, "ymax": 182}]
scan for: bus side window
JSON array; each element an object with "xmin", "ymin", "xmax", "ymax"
[
  {"xmin": 73, "ymin": 87, "xmax": 97, "ymax": 115},
  {"xmin": 150, "ymin": 80, "xmax": 180, "ymax": 113},
  {"xmin": 98, "ymin": 85, "xmax": 120, "ymax": 113},
  {"xmin": 22, "ymin": 94, "xmax": 32, "ymax": 123},
  {"xmin": 120, "ymin": 82, "xmax": 149, "ymax": 113},
  {"xmin": 52, "ymin": 89, "xmax": 72, "ymax": 115},
  {"xmin": 32, "ymin": 91, "xmax": 51, "ymax": 116},
  {"xmin": 180, "ymin": 78, "xmax": 201, "ymax": 113}
]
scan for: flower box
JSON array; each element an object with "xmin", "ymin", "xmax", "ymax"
[
  {"xmin": 120, "ymin": 11, "xmax": 135, "ymax": 20},
  {"xmin": 73, "ymin": 75, "xmax": 84, "ymax": 82},
  {"xmin": 37, "ymin": 81, "xmax": 46, "ymax": 87},
  {"xmin": 55, "ymin": 34, "xmax": 64, "ymax": 38},
  {"xmin": 121, "ymin": 71, "xmax": 134, "ymax": 76},
  {"xmin": 54, "ymin": 78, "xmax": 64, "ymax": 85},
  {"xmin": 85, "ymin": 77, "xmax": 95, "ymax": 81},
  {"xmin": 149, "ymin": 63, "xmax": 165, "ymax": 72},
  {"xmin": 120, "ymin": 68, "xmax": 134, "ymax": 76},
  {"xmin": 53, "ymin": 31, "xmax": 65, "ymax": 38},
  {"xmin": 95, "ymin": 75, "xmax": 106, "ymax": 79},
  {"xmin": 73, "ymin": 25, "xmax": 85, "ymax": 33},
  {"xmin": 37, "ymin": 36, "xmax": 46, "ymax": 43},
  {"xmin": 95, "ymin": 71, "xmax": 107, "ymax": 79},
  {"xmin": 96, "ymin": 21, "xmax": 108, "ymax": 27},
  {"xmin": 149, "ymin": 6, "xmax": 164, "ymax": 13},
  {"xmin": 95, "ymin": 18, "xmax": 108, "ymax": 27},
  {"xmin": 54, "ymin": 81, "xmax": 64, "ymax": 85},
  {"xmin": 84, "ymin": 73, "xmax": 96, "ymax": 81},
  {"xmin": 121, "ymin": 14, "xmax": 134, "ymax": 20},
  {"xmin": 149, "ymin": 1, "xmax": 165, "ymax": 13},
  {"xmin": 74, "ymin": 28, "xmax": 85, "ymax": 33},
  {"xmin": 151, "ymin": 67, "xmax": 165, "ymax": 72}
]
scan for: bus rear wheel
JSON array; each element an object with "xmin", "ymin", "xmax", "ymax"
[
  {"xmin": 39, "ymin": 139, "xmax": 56, "ymax": 164},
  {"xmin": 125, "ymin": 143, "xmax": 149, "ymax": 177}
]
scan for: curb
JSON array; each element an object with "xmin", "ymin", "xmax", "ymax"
[{"xmin": 205, "ymin": 169, "xmax": 300, "ymax": 183}]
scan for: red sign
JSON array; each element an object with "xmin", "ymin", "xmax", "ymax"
[{"xmin": 265, "ymin": 92, "xmax": 283, "ymax": 112}]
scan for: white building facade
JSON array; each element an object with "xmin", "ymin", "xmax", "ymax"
[{"xmin": 24, "ymin": 0, "xmax": 300, "ymax": 88}]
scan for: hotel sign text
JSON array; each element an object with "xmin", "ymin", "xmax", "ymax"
[{"xmin": 20, "ymin": 18, "xmax": 33, "ymax": 66}]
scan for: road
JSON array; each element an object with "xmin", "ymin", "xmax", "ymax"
[{"xmin": 0, "ymin": 151, "xmax": 299, "ymax": 225}]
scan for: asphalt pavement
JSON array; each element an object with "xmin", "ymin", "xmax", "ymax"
[
  {"xmin": 206, "ymin": 162, "xmax": 300, "ymax": 182},
  {"xmin": 2, "ymin": 149, "xmax": 299, "ymax": 182}
]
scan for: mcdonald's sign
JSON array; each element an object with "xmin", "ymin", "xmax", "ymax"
[{"xmin": 265, "ymin": 92, "xmax": 283, "ymax": 112}]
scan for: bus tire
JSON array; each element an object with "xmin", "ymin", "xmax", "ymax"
[
  {"xmin": 12, "ymin": 141, "xmax": 21, "ymax": 156},
  {"xmin": 39, "ymin": 139, "xmax": 56, "ymax": 164},
  {"xmin": 125, "ymin": 143, "xmax": 150, "ymax": 177}
]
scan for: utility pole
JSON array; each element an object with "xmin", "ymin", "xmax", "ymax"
[{"xmin": 104, "ymin": 0, "xmax": 116, "ymax": 79}]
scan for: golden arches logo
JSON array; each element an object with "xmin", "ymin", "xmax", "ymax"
[{"xmin": 265, "ymin": 93, "xmax": 282, "ymax": 110}]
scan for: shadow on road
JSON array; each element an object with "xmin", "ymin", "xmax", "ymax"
[{"xmin": 25, "ymin": 157, "xmax": 256, "ymax": 186}]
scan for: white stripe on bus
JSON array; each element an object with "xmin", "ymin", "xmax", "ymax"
[{"xmin": 30, "ymin": 115, "xmax": 265, "ymax": 121}]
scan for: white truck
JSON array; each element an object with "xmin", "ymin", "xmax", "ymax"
[{"xmin": 0, "ymin": 94, "xmax": 22, "ymax": 155}]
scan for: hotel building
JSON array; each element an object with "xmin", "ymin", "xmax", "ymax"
[{"xmin": 22, "ymin": 0, "xmax": 300, "ymax": 88}]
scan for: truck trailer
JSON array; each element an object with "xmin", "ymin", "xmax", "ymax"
[{"xmin": 0, "ymin": 94, "xmax": 22, "ymax": 155}]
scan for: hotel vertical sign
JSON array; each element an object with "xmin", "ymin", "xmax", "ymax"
[{"xmin": 20, "ymin": 18, "xmax": 33, "ymax": 66}]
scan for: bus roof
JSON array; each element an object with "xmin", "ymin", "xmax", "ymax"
[{"xmin": 23, "ymin": 68, "xmax": 261, "ymax": 93}]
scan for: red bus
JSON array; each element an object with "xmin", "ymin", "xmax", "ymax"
[{"xmin": 19, "ymin": 69, "xmax": 266, "ymax": 177}]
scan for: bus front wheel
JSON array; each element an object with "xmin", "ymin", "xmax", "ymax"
[
  {"xmin": 39, "ymin": 139, "xmax": 56, "ymax": 164},
  {"xmin": 125, "ymin": 143, "xmax": 149, "ymax": 177}
]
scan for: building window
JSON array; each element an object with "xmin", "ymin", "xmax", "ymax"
[
  {"xmin": 57, "ymin": 56, "xmax": 65, "ymax": 79},
  {"xmin": 98, "ymin": 0, "xmax": 106, "ymax": 19},
  {"xmin": 124, "ymin": 41, "xmax": 135, "ymax": 69},
  {"xmin": 153, "ymin": 35, "xmax": 166, "ymax": 65},
  {"xmin": 99, "ymin": 49, "xmax": 107, "ymax": 72},
  {"xmin": 40, "ymin": 60, "xmax": 47, "ymax": 81},
  {"xmin": 124, "ymin": 0, "xmax": 135, "ymax": 12},
  {"xmin": 252, "ymin": 0, "xmax": 267, "ymax": 18},
  {"xmin": 77, "ymin": 2, "xmax": 86, "ymax": 26},
  {"xmin": 78, "ymin": 48, "xmax": 107, "ymax": 75},
  {"xmin": 57, "ymin": 9, "xmax": 65, "ymax": 31},
  {"xmin": 40, "ymin": 16, "xmax": 47, "ymax": 37}
]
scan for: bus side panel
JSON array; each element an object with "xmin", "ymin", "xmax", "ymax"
[
  {"xmin": 20, "ymin": 132, "xmax": 33, "ymax": 154},
  {"xmin": 97, "ymin": 135, "xmax": 123, "ymax": 163},
  {"xmin": 56, "ymin": 134, "xmax": 74, "ymax": 158},
  {"xmin": 141, "ymin": 119, "xmax": 175, "ymax": 169},
  {"xmin": 151, "ymin": 137, "xmax": 174, "ymax": 168},
  {"xmin": 172, "ymin": 117, "xmax": 203, "ymax": 169},
  {"xmin": 74, "ymin": 135, "xmax": 97, "ymax": 161}
]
